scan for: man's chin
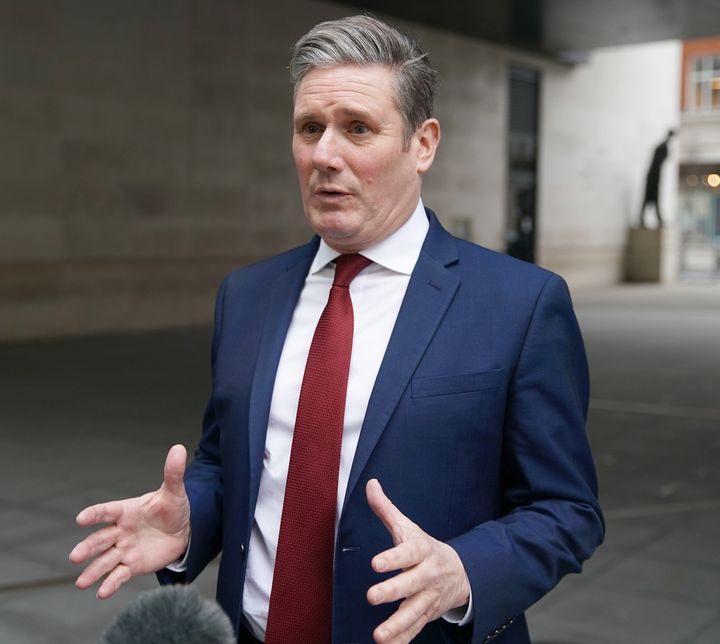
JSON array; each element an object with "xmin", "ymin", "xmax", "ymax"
[
  {"xmin": 308, "ymin": 213, "xmax": 356, "ymax": 237},
  {"xmin": 313, "ymin": 226, "xmax": 367, "ymax": 253}
]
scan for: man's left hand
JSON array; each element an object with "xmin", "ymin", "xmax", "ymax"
[{"xmin": 366, "ymin": 478, "xmax": 470, "ymax": 644}]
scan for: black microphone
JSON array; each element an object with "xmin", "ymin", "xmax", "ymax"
[{"xmin": 98, "ymin": 585, "xmax": 235, "ymax": 644}]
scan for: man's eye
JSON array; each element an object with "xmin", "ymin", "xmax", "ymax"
[
  {"xmin": 351, "ymin": 124, "xmax": 369, "ymax": 135},
  {"xmin": 302, "ymin": 123, "xmax": 321, "ymax": 135}
]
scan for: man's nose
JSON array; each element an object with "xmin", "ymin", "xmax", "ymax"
[{"xmin": 312, "ymin": 129, "xmax": 344, "ymax": 173}]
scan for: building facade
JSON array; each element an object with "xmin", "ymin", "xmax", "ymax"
[
  {"xmin": 0, "ymin": 0, "xmax": 681, "ymax": 340},
  {"xmin": 678, "ymin": 37, "xmax": 720, "ymax": 276}
]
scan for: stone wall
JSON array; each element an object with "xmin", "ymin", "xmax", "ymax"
[
  {"xmin": 0, "ymin": 1, "xmax": 680, "ymax": 340},
  {"xmin": 0, "ymin": 0, "xmax": 309, "ymax": 340}
]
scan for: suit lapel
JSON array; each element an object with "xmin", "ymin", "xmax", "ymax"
[
  {"xmin": 246, "ymin": 238, "xmax": 319, "ymax": 525},
  {"xmin": 343, "ymin": 212, "xmax": 460, "ymax": 512}
]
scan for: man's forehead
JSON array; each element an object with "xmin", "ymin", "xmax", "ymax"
[
  {"xmin": 293, "ymin": 64, "xmax": 397, "ymax": 112},
  {"xmin": 296, "ymin": 64, "xmax": 393, "ymax": 94}
]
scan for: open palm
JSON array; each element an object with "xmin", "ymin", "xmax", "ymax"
[{"xmin": 69, "ymin": 444, "xmax": 191, "ymax": 599}]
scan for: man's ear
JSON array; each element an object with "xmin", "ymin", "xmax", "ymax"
[{"xmin": 415, "ymin": 118, "xmax": 441, "ymax": 175}]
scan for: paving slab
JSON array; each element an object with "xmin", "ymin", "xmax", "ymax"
[
  {"xmin": 687, "ymin": 617, "xmax": 720, "ymax": 644},
  {"xmin": 527, "ymin": 586, "xmax": 718, "ymax": 644},
  {"xmin": 591, "ymin": 552, "xmax": 720, "ymax": 607}
]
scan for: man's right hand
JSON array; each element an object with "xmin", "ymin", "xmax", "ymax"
[{"xmin": 69, "ymin": 444, "xmax": 191, "ymax": 599}]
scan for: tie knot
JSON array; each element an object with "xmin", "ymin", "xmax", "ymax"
[{"xmin": 333, "ymin": 254, "xmax": 372, "ymax": 288}]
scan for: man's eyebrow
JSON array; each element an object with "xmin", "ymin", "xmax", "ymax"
[
  {"xmin": 338, "ymin": 107, "xmax": 373, "ymax": 120},
  {"xmin": 293, "ymin": 111, "xmax": 316, "ymax": 123},
  {"xmin": 293, "ymin": 107, "xmax": 374, "ymax": 123}
]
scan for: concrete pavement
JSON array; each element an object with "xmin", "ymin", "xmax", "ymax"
[{"xmin": 1, "ymin": 281, "xmax": 719, "ymax": 643}]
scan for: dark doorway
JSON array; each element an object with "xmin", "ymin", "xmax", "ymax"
[{"xmin": 506, "ymin": 65, "xmax": 540, "ymax": 263}]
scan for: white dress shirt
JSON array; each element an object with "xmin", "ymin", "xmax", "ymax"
[
  {"xmin": 242, "ymin": 201, "xmax": 429, "ymax": 637},
  {"xmin": 170, "ymin": 200, "xmax": 470, "ymax": 636}
]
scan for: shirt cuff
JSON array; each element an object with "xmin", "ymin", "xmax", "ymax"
[
  {"xmin": 442, "ymin": 585, "xmax": 473, "ymax": 626},
  {"xmin": 165, "ymin": 533, "xmax": 191, "ymax": 573}
]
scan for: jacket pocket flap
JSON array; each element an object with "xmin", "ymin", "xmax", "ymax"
[{"xmin": 411, "ymin": 369, "xmax": 503, "ymax": 398}]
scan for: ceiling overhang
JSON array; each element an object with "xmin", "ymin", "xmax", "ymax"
[{"xmin": 336, "ymin": 0, "xmax": 720, "ymax": 62}]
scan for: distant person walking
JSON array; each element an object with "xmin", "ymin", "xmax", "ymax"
[{"xmin": 640, "ymin": 129, "xmax": 675, "ymax": 228}]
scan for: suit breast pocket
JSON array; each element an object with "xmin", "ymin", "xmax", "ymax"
[{"xmin": 411, "ymin": 369, "xmax": 503, "ymax": 399}]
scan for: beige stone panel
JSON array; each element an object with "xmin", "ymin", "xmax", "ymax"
[
  {"xmin": 191, "ymin": 36, "xmax": 247, "ymax": 76},
  {"xmin": 188, "ymin": 146, "xmax": 249, "ymax": 188},
  {"xmin": 59, "ymin": 181, "xmax": 155, "ymax": 223},
  {"xmin": 0, "ymin": 125, "xmax": 61, "ymax": 183},
  {"xmin": 59, "ymin": 213, "xmax": 132, "ymax": 260},
  {"xmin": 60, "ymin": 97, "xmax": 191, "ymax": 148},
  {"xmin": 55, "ymin": 1, "xmax": 190, "ymax": 105},
  {"xmin": 0, "ymin": 89, "xmax": 61, "ymax": 133},
  {"xmin": 189, "ymin": 72, "xmax": 248, "ymax": 112},
  {"xmin": 126, "ymin": 217, "xmax": 196, "ymax": 259},
  {"xmin": 0, "ymin": 2, "xmax": 60, "ymax": 91},
  {"xmin": 191, "ymin": 108, "xmax": 250, "ymax": 147},
  {"xmin": 60, "ymin": 204, "xmax": 211, "ymax": 261},
  {"xmin": 180, "ymin": 186, "xmax": 248, "ymax": 219},
  {"xmin": 0, "ymin": 178, "xmax": 62, "ymax": 218},
  {"xmin": 419, "ymin": 33, "xmax": 507, "ymax": 250},
  {"xmin": 0, "ymin": 292, "xmax": 217, "ymax": 342},
  {"xmin": 53, "ymin": 53, "xmax": 189, "ymax": 108},
  {"xmin": 249, "ymin": 226, "xmax": 311, "ymax": 260},
  {"xmin": 59, "ymin": 137, "xmax": 188, "ymax": 188},
  {"xmin": 58, "ymin": 138, "xmax": 129, "ymax": 189},
  {"xmin": 0, "ymin": 257, "xmax": 234, "ymax": 299},
  {"xmin": 191, "ymin": 0, "xmax": 249, "ymax": 41},
  {"xmin": 0, "ymin": 215, "xmax": 67, "ymax": 261},
  {"xmin": 189, "ymin": 219, "xmax": 253, "ymax": 259},
  {"xmin": 0, "ymin": 1, "xmax": 58, "ymax": 46},
  {"xmin": 0, "ymin": 262, "xmax": 64, "ymax": 300},
  {"xmin": 123, "ymin": 141, "xmax": 190, "ymax": 186},
  {"xmin": 539, "ymin": 245, "xmax": 626, "ymax": 290},
  {"xmin": 114, "ymin": 259, "xmax": 235, "ymax": 297}
]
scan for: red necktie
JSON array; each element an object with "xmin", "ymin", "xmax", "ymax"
[{"xmin": 265, "ymin": 253, "xmax": 372, "ymax": 644}]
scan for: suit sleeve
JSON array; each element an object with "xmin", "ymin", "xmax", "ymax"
[
  {"xmin": 157, "ymin": 277, "xmax": 229, "ymax": 586},
  {"xmin": 447, "ymin": 273, "xmax": 604, "ymax": 643}
]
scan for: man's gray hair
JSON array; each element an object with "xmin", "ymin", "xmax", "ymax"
[{"xmin": 290, "ymin": 15, "xmax": 438, "ymax": 144}]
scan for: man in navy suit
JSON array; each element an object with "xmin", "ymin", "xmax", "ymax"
[{"xmin": 70, "ymin": 15, "xmax": 603, "ymax": 644}]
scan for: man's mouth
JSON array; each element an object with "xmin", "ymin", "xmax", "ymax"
[
  {"xmin": 314, "ymin": 186, "xmax": 351, "ymax": 196},
  {"xmin": 313, "ymin": 188, "xmax": 352, "ymax": 202}
]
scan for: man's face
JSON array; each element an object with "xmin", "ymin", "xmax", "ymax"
[{"xmin": 292, "ymin": 64, "xmax": 439, "ymax": 253}]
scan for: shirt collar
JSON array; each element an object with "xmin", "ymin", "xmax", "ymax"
[{"xmin": 310, "ymin": 199, "xmax": 429, "ymax": 276}]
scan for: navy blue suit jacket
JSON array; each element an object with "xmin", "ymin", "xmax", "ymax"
[{"xmin": 162, "ymin": 209, "xmax": 604, "ymax": 643}]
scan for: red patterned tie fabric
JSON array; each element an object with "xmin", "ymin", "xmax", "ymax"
[{"xmin": 265, "ymin": 253, "xmax": 372, "ymax": 644}]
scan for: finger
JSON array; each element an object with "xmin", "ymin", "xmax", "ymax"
[
  {"xmin": 76, "ymin": 500, "xmax": 126, "ymax": 527},
  {"xmin": 74, "ymin": 546, "xmax": 123, "ymax": 590},
  {"xmin": 372, "ymin": 539, "xmax": 427, "ymax": 574},
  {"xmin": 366, "ymin": 479, "xmax": 416, "ymax": 543},
  {"xmin": 162, "ymin": 444, "xmax": 187, "ymax": 497},
  {"xmin": 69, "ymin": 525, "xmax": 122, "ymax": 564},
  {"xmin": 368, "ymin": 565, "xmax": 426, "ymax": 605},
  {"xmin": 373, "ymin": 594, "xmax": 434, "ymax": 644},
  {"xmin": 96, "ymin": 563, "xmax": 132, "ymax": 600}
]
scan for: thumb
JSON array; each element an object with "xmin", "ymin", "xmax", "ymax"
[
  {"xmin": 366, "ymin": 479, "xmax": 413, "ymax": 544},
  {"xmin": 162, "ymin": 444, "xmax": 187, "ymax": 497}
]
